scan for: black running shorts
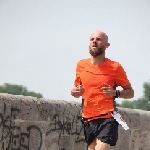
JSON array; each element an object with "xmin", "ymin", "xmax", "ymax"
[{"xmin": 83, "ymin": 118, "xmax": 119, "ymax": 146}]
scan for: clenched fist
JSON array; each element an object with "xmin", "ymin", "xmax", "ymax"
[{"xmin": 71, "ymin": 85, "xmax": 85, "ymax": 98}]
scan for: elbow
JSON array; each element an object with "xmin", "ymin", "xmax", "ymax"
[{"xmin": 130, "ymin": 89, "xmax": 134, "ymax": 98}]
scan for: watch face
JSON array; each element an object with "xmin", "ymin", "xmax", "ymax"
[{"xmin": 116, "ymin": 90, "xmax": 120, "ymax": 98}]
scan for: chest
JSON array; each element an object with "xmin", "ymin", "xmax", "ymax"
[{"xmin": 80, "ymin": 67, "xmax": 116, "ymax": 88}]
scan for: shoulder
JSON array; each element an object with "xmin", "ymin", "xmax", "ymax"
[
  {"xmin": 106, "ymin": 59, "xmax": 127, "ymax": 76},
  {"xmin": 105, "ymin": 58, "xmax": 121, "ymax": 68},
  {"xmin": 77, "ymin": 58, "xmax": 90, "ymax": 66}
]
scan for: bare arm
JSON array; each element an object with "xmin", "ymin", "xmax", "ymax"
[
  {"xmin": 119, "ymin": 84, "xmax": 134, "ymax": 99},
  {"xmin": 101, "ymin": 83, "xmax": 134, "ymax": 99}
]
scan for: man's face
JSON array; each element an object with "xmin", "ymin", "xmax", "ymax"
[{"xmin": 89, "ymin": 31, "xmax": 107, "ymax": 57}]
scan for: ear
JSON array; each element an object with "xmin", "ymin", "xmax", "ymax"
[{"xmin": 106, "ymin": 43, "xmax": 110, "ymax": 48}]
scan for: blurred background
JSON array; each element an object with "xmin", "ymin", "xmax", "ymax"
[{"xmin": 0, "ymin": 0, "xmax": 150, "ymax": 110}]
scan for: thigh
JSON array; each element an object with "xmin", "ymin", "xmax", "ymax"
[
  {"xmin": 95, "ymin": 138, "xmax": 110, "ymax": 150},
  {"xmin": 88, "ymin": 139, "xmax": 96, "ymax": 150}
]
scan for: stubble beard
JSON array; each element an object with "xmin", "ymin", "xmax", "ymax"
[{"xmin": 89, "ymin": 46, "xmax": 105, "ymax": 57}]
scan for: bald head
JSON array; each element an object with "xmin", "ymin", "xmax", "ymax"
[
  {"xmin": 90, "ymin": 30, "xmax": 108, "ymax": 44},
  {"xmin": 89, "ymin": 30, "xmax": 110, "ymax": 57}
]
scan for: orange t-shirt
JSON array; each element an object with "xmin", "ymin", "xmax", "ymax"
[{"xmin": 74, "ymin": 58, "xmax": 130, "ymax": 121}]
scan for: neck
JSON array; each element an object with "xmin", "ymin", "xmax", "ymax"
[{"xmin": 90, "ymin": 55, "xmax": 105, "ymax": 65}]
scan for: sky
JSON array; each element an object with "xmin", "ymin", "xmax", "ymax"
[{"xmin": 0, "ymin": 0, "xmax": 150, "ymax": 104}]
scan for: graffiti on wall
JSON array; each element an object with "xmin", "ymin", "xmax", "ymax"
[
  {"xmin": 0, "ymin": 103, "xmax": 42, "ymax": 150},
  {"xmin": 46, "ymin": 113, "xmax": 84, "ymax": 144},
  {"xmin": 0, "ymin": 102, "xmax": 85, "ymax": 150}
]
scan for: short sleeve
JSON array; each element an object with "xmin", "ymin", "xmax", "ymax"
[
  {"xmin": 115, "ymin": 64, "xmax": 130, "ymax": 87},
  {"xmin": 74, "ymin": 62, "xmax": 82, "ymax": 86}
]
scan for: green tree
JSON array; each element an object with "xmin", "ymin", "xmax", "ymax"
[
  {"xmin": 0, "ymin": 83, "xmax": 43, "ymax": 98},
  {"xmin": 120, "ymin": 80, "xmax": 150, "ymax": 111},
  {"xmin": 143, "ymin": 81, "xmax": 150, "ymax": 101},
  {"xmin": 120, "ymin": 100, "xmax": 135, "ymax": 109}
]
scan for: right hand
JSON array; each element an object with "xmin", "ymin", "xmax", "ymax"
[
  {"xmin": 71, "ymin": 85, "xmax": 85, "ymax": 98},
  {"xmin": 101, "ymin": 83, "xmax": 115, "ymax": 97}
]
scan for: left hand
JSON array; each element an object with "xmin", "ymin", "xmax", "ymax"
[{"xmin": 101, "ymin": 83, "xmax": 115, "ymax": 97}]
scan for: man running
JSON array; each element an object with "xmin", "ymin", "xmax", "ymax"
[{"xmin": 71, "ymin": 30, "xmax": 134, "ymax": 150}]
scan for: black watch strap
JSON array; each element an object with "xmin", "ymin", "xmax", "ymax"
[{"xmin": 114, "ymin": 90, "xmax": 120, "ymax": 98}]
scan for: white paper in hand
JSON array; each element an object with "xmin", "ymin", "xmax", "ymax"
[{"xmin": 111, "ymin": 111, "xmax": 129, "ymax": 130}]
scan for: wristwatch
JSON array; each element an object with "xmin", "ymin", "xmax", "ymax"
[{"xmin": 114, "ymin": 90, "xmax": 120, "ymax": 98}]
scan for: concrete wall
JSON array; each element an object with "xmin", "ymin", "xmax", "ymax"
[{"xmin": 0, "ymin": 93, "xmax": 150, "ymax": 150}]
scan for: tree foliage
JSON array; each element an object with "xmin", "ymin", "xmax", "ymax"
[
  {"xmin": 0, "ymin": 83, "xmax": 43, "ymax": 98},
  {"xmin": 120, "ymin": 80, "xmax": 150, "ymax": 111}
]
